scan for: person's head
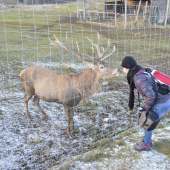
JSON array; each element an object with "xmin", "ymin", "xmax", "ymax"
[{"xmin": 121, "ymin": 56, "xmax": 137, "ymax": 75}]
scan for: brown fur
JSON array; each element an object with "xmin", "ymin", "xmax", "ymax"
[{"xmin": 20, "ymin": 64, "xmax": 121, "ymax": 138}]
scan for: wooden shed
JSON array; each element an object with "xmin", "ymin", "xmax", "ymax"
[
  {"xmin": 104, "ymin": 0, "xmax": 170, "ymax": 24},
  {"xmin": 150, "ymin": 0, "xmax": 170, "ymax": 24},
  {"xmin": 105, "ymin": 0, "xmax": 151, "ymax": 14}
]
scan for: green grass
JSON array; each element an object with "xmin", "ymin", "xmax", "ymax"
[
  {"xmin": 116, "ymin": 131, "xmax": 131, "ymax": 140},
  {"xmin": 1, "ymin": 0, "xmax": 22, "ymax": 5},
  {"xmin": 82, "ymin": 150, "xmax": 112, "ymax": 163},
  {"xmin": 154, "ymin": 139, "xmax": 170, "ymax": 158},
  {"xmin": 1, "ymin": 2, "xmax": 170, "ymax": 71}
]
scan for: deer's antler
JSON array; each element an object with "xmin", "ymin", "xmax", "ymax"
[
  {"xmin": 49, "ymin": 32, "xmax": 116, "ymax": 65},
  {"xmin": 49, "ymin": 32, "xmax": 94, "ymax": 63},
  {"xmin": 86, "ymin": 32, "xmax": 116, "ymax": 62}
]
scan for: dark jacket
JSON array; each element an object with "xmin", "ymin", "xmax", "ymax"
[{"xmin": 134, "ymin": 69, "xmax": 170, "ymax": 111}]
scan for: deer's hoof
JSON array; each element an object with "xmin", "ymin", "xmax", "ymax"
[
  {"xmin": 43, "ymin": 114, "xmax": 48, "ymax": 120},
  {"xmin": 67, "ymin": 132, "xmax": 72, "ymax": 139},
  {"xmin": 26, "ymin": 115, "xmax": 30, "ymax": 120}
]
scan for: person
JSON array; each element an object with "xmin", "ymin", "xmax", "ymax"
[{"xmin": 121, "ymin": 56, "xmax": 170, "ymax": 151}]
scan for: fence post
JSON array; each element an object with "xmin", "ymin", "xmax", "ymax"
[
  {"xmin": 164, "ymin": 0, "xmax": 170, "ymax": 28},
  {"xmin": 96, "ymin": 0, "xmax": 99, "ymax": 19},
  {"xmin": 143, "ymin": 1, "xmax": 148, "ymax": 26},
  {"xmin": 134, "ymin": 0, "xmax": 142, "ymax": 26},
  {"xmin": 148, "ymin": 2, "xmax": 152, "ymax": 25},
  {"xmin": 115, "ymin": 0, "xmax": 118, "ymax": 27},
  {"xmin": 124, "ymin": 0, "xmax": 127, "ymax": 29},
  {"xmin": 103, "ymin": 0, "xmax": 106, "ymax": 19},
  {"xmin": 77, "ymin": 0, "xmax": 79, "ymax": 20},
  {"xmin": 87, "ymin": 0, "xmax": 90, "ymax": 20},
  {"xmin": 83, "ymin": 0, "xmax": 86, "ymax": 21}
]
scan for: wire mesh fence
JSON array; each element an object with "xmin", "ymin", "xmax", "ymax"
[
  {"xmin": 78, "ymin": 0, "xmax": 170, "ymax": 27},
  {"xmin": 0, "ymin": 0, "xmax": 170, "ymax": 169}
]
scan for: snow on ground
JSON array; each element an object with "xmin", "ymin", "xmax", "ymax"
[
  {"xmin": 0, "ymin": 62, "xmax": 170, "ymax": 169},
  {"xmin": 0, "ymin": 76, "xmax": 129, "ymax": 169},
  {"xmin": 54, "ymin": 126, "xmax": 170, "ymax": 170}
]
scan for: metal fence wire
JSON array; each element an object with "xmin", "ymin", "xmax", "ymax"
[
  {"xmin": 0, "ymin": 0, "xmax": 170, "ymax": 170},
  {"xmin": 77, "ymin": 0, "xmax": 170, "ymax": 27}
]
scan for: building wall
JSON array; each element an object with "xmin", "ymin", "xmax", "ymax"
[{"xmin": 151, "ymin": 0, "xmax": 169, "ymax": 24}]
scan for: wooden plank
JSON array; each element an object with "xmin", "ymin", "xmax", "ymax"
[
  {"xmin": 143, "ymin": 1, "xmax": 148, "ymax": 26},
  {"xmin": 115, "ymin": 0, "xmax": 118, "ymax": 27},
  {"xmin": 134, "ymin": 0, "xmax": 142, "ymax": 26},
  {"xmin": 77, "ymin": 0, "xmax": 79, "ymax": 20},
  {"xmin": 83, "ymin": 0, "xmax": 86, "ymax": 21},
  {"xmin": 103, "ymin": 0, "xmax": 106, "ymax": 19},
  {"xmin": 124, "ymin": 0, "xmax": 127, "ymax": 28},
  {"xmin": 164, "ymin": 0, "xmax": 170, "ymax": 27}
]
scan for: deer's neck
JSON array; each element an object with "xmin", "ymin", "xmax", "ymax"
[{"xmin": 75, "ymin": 68, "xmax": 101, "ymax": 98}]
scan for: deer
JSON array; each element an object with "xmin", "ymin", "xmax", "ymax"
[{"xmin": 20, "ymin": 32, "xmax": 122, "ymax": 139}]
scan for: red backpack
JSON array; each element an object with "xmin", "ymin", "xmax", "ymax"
[
  {"xmin": 146, "ymin": 69, "xmax": 170, "ymax": 95},
  {"xmin": 151, "ymin": 70, "xmax": 170, "ymax": 85}
]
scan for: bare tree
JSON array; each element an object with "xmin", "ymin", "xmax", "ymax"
[{"xmin": 20, "ymin": 33, "xmax": 122, "ymax": 138}]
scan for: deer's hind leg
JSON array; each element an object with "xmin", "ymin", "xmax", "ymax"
[
  {"xmin": 33, "ymin": 95, "xmax": 48, "ymax": 119},
  {"xmin": 23, "ymin": 82, "xmax": 35, "ymax": 119},
  {"xmin": 24, "ymin": 93, "xmax": 33, "ymax": 119}
]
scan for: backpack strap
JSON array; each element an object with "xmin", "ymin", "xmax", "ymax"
[
  {"xmin": 136, "ymin": 69, "xmax": 157, "ymax": 110},
  {"xmin": 149, "ymin": 73, "xmax": 157, "ymax": 92},
  {"xmin": 135, "ymin": 70, "xmax": 150, "ymax": 107},
  {"xmin": 147, "ymin": 72, "xmax": 158, "ymax": 110}
]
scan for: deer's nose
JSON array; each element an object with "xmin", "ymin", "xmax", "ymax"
[
  {"xmin": 112, "ymin": 68, "xmax": 122, "ymax": 76},
  {"xmin": 117, "ymin": 68, "xmax": 122, "ymax": 73}
]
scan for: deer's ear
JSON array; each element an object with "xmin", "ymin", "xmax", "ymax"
[{"xmin": 83, "ymin": 61, "xmax": 95, "ymax": 70}]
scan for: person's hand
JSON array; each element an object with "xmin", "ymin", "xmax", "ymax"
[{"xmin": 138, "ymin": 107, "xmax": 146, "ymax": 112}]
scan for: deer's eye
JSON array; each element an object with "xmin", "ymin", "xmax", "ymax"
[{"xmin": 100, "ymin": 66, "xmax": 104, "ymax": 69}]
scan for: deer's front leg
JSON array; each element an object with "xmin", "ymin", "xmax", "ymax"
[
  {"xmin": 70, "ymin": 107, "xmax": 74, "ymax": 132},
  {"xmin": 65, "ymin": 107, "xmax": 72, "ymax": 139}
]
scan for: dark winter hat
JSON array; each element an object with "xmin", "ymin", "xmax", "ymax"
[{"xmin": 121, "ymin": 56, "xmax": 137, "ymax": 69}]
